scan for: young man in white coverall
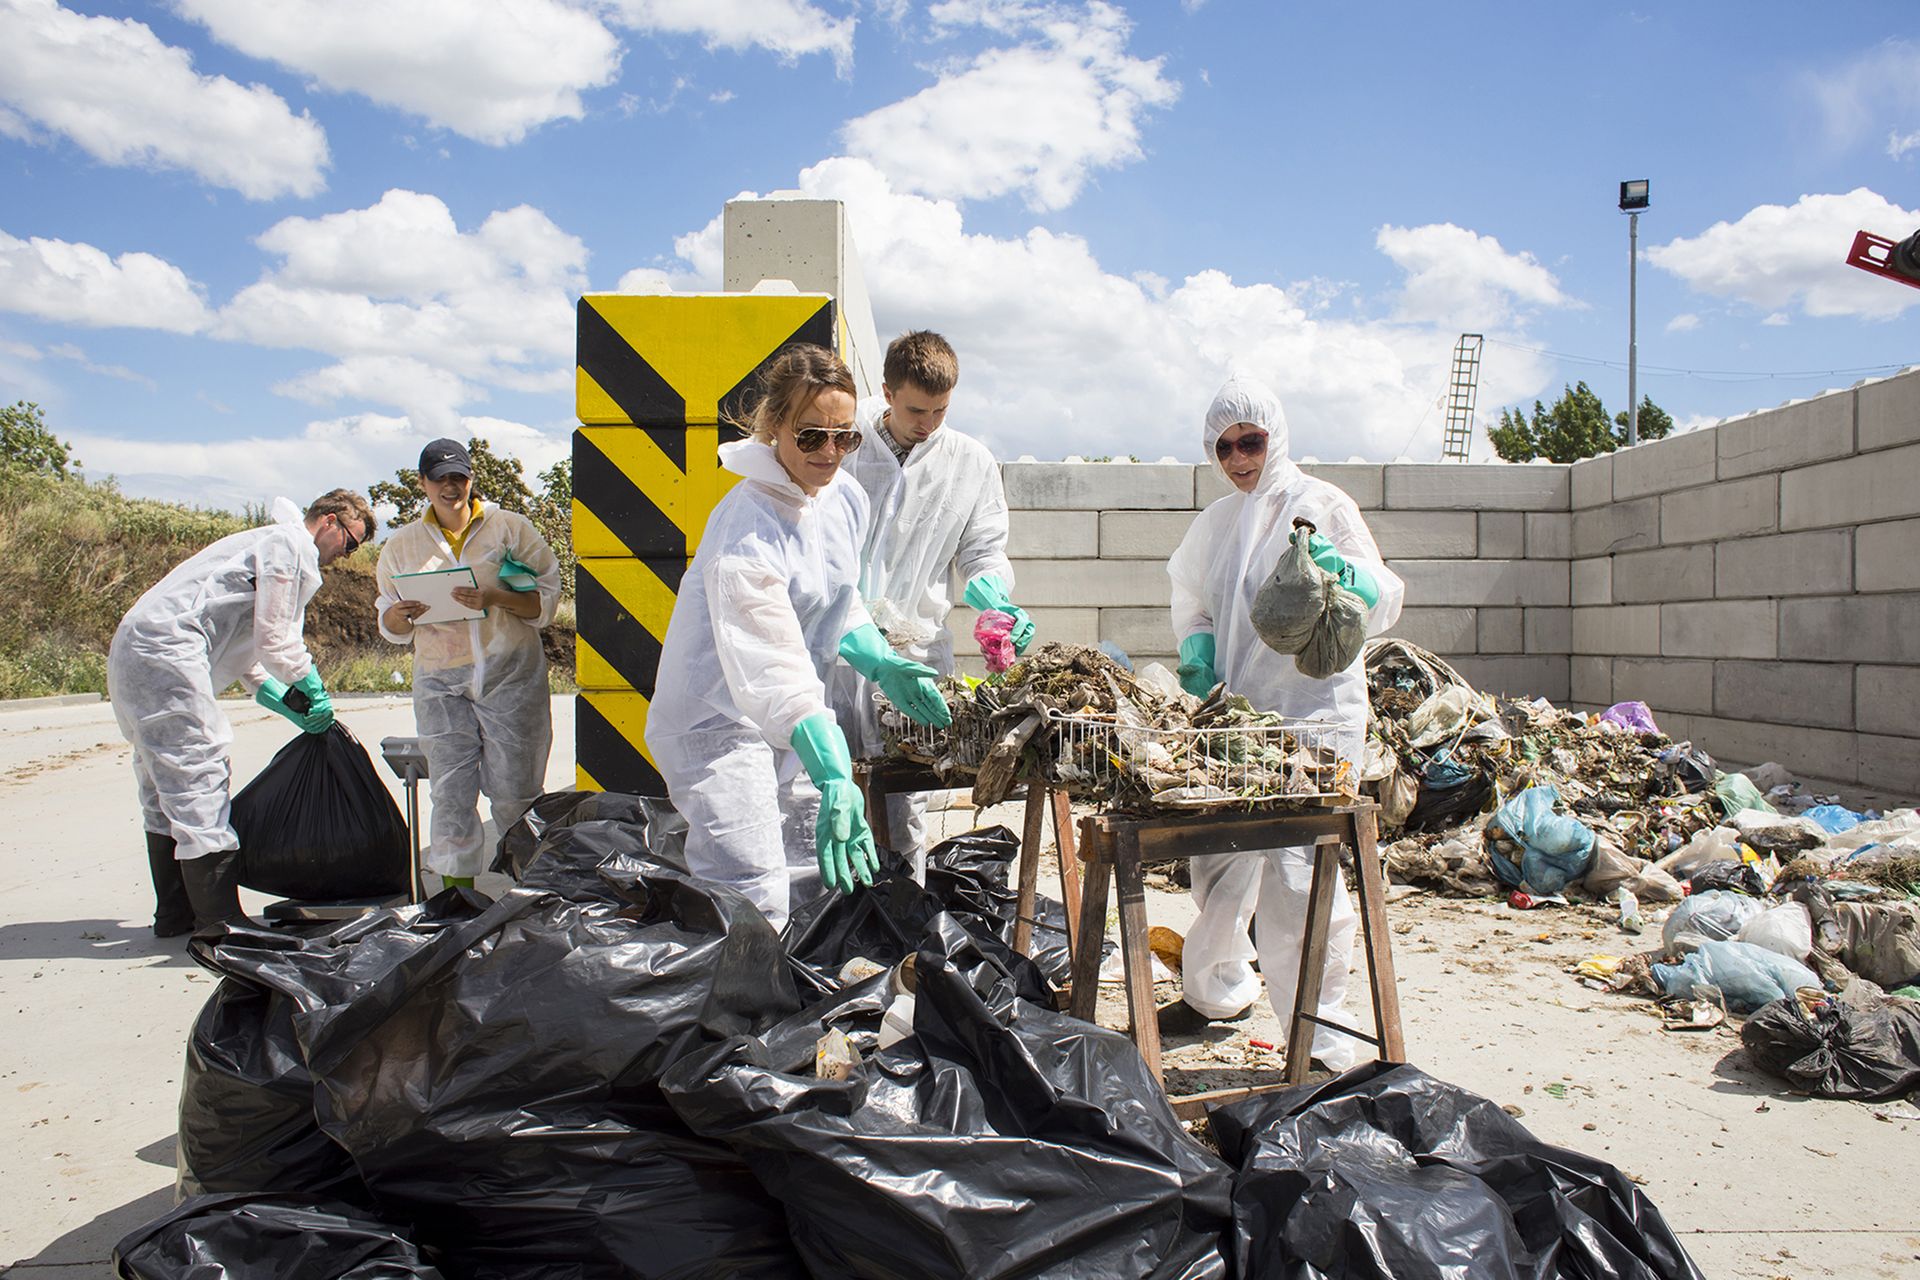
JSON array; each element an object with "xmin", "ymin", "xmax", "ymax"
[
  {"xmin": 109, "ymin": 489, "xmax": 373, "ymax": 935},
  {"xmin": 828, "ymin": 331, "xmax": 1034, "ymax": 877},
  {"xmin": 1164, "ymin": 373, "xmax": 1404, "ymax": 1068}
]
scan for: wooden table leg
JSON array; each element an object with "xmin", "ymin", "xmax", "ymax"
[
  {"xmin": 863, "ymin": 775, "xmax": 894, "ymax": 854},
  {"xmin": 1350, "ymin": 807, "xmax": 1406, "ymax": 1062},
  {"xmin": 1284, "ymin": 841, "xmax": 1340, "ymax": 1085},
  {"xmin": 1050, "ymin": 788, "xmax": 1082, "ymax": 954},
  {"xmin": 1067, "ymin": 817, "xmax": 1112, "ymax": 1023},
  {"xmin": 1013, "ymin": 785, "xmax": 1047, "ymax": 957},
  {"xmin": 1112, "ymin": 828, "xmax": 1161, "ymax": 1083}
]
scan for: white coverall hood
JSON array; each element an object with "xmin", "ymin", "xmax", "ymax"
[{"xmin": 1203, "ymin": 371, "xmax": 1298, "ymax": 496}]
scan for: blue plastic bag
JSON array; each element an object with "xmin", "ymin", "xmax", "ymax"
[
  {"xmin": 1661, "ymin": 889, "xmax": 1767, "ymax": 951},
  {"xmin": 1482, "ymin": 786, "xmax": 1596, "ymax": 895},
  {"xmin": 1652, "ymin": 940, "xmax": 1822, "ymax": 1014},
  {"xmin": 1803, "ymin": 804, "xmax": 1862, "ymax": 834}
]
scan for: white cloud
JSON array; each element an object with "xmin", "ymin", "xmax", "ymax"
[
  {"xmin": 1374, "ymin": 223, "xmax": 1572, "ymax": 331},
  {"xmin": 1762, "ymin": 312, "xmax": 1790, "ymax": 326},
  {"xmin": 1646, "ymin": 188, "xmax": 1920, "ymax": 319},
  {"xmin": 1665, "ymin": 312, "xmax": 1700, "ymax": 333},
  {"xmin": 0, "ymin": 229, "xmax": 212, "ymax": 331},
  {"xmin": 1803, "ymin": 39, "xmax": 1920, "ymax": 152},
  {"xmin": 1891, "ymin": 128, "xmax": 1920, "ymax": 160},
  {"xmin": 0, "ymin": 0, "xmax": 326, "ymax": 198},
  {"xmin": 601, "ymin": 0, "xmax": 856, "ymax": 74},
  {"xmin": 177, "ymin": 0, "xmax": 620, "ymax": 146},
  {"xmin": 44, "ymin": 341, "xmax": 158, "ymax": 390},
  {"xmin": 842, "ymin": 1, "xmax": 1177, "ymax": 210},
  {"xmin": 272, "ymin": 355, "xmax": 479, "ymax": 435}
]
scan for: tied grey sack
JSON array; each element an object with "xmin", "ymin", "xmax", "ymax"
[{"xmin": 1249, "ymin": 527, "xmax": 1369, "ymax": 679}]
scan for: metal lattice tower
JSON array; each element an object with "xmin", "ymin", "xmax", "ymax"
[{"xmin": 1441, "ymin": 333, "xmax": 1483, "ymax": 461}]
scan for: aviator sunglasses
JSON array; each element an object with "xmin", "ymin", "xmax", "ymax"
[
  {"xmin": 1214, "ymin": 431, "xmax": 1268, "ymax": 460},
  {"xmin": 793, "ymin": 424, "xmax": 864, "ymax": 454},
  {"xmin": 335, "ymin": 514, "xmax": 366, "ymax": 555}
]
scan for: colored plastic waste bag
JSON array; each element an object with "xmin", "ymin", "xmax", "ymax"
[
  {"xmin": 1600, "ymin": 700, "xmax": 1659, "ymax": 734},
  {"xmin": 1210, "ymin": 1061, "xmax": 1705, "ymax": 1280},
  {"xmin": 1742, "ymin": 987, "xmax": 1920, "ymax": 1100},
  {"xmin": 1712, "ymin": 771, "xmax": 1775, "ymax": 819},
  {"xmin": 231, "ymin": 724, "xmax": 409, "ymax": 900},
  {"xmin": 1802, "ymin": 803, "xmax": 1863, "ymax": 834},
  {"xmin": 1483, "ymin": 786, "xmax": 1596, "ymax": 895},
  {"xmin": 113, "ymin": 1194, "xmax": 442, "ymax": 1280},
  {"xmin": 1652, "ymin": 939, "xmax": 1821, "ymax": 1014},
  {"xmin": 1662, "ymin": 889, "xmax": 1768, "ymax": 951},
  {"xmin": 973, "ymin": 609, "xmax": 1018, "ymax": 674},
  {"xmin": 1827, "ymin": 901, "xmax": 1920, "ymax": 988},
  {"xmin": 1735, "ymin": 903, "xmax": 1814, "ymax": 962},
  {"xmin": 1250, "ymin": 527, "xmax": 1367, "ymax": 680},
  {"xmin": 662, "ymin": 917, "xmax": 1234, "ymax": 1280}
]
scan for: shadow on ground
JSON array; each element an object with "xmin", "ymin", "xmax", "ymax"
[
  {"xmin": 0, "ymin": 919, "xmax": 197, "ymax": 967},
  {"xmin": 7, "ymin": 1184, "xmax": 172, "ymax": 1270}
]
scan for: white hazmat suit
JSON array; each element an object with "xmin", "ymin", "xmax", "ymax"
[
  {"xmin": 646, "ymin": 439, "xmax": 872, "ymax": 928},
  {"xmin": 828, "ymin": 395, "xmax": 1013, "ymax": 864},
  {"xmin": 1166, "ymin": 374, "xmax": 1404, "ymax": 1069},
  {"xmin": 108, "ymin": 497, "xmax": 322, "ymax": 860},
  {"xmin": 376, "ymin": 504, "xmax": 562, "ymax": 878}
]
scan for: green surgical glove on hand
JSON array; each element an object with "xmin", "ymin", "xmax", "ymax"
[
  {"xmin": 1301, "ymin": 531, "xmax": 1382, "ymax": 609},
  {"xmin": 1176, "ymin": 632, "xmax": 1219, "ymax": 698},
  {"xmin": 791, "ymin": 713, "xmax": 877, "ymax": 895},
  {"xmin": 290, "ymin": 668, "xmax": 334, "ymax": 733},
  {"xmin": 839, "ymin": 623, "xmax": 951, "ymax": 727},
  {"xmin": 963, "ymin": 575, "xmax": 1036, "ymax": 654},
  {"xmin": 254, "ymin": 678, "xmax": 311, "ymax": 730}
]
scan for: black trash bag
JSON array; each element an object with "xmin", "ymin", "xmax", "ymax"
[
  {"xmin": 271, "ymin": 870, "xmax": 810, "ymax": 1279},
  {"xmin": 493, "ymin": 788, "xmax": 681, "ymax": 879},
  {"xmin": 231, "ymin": 724, "xmax": 409, "ymax": 900},
  {"xmin": 1741, "ymin": 989, "xmax": 1920, "ymax": 1100},
  {"xmin": 1405, "ymin": 771, "xmax": 1493, "ymax": 835},
  {"xmin": 1653, "ymin": 743, "xmax": 1715, "ymax": 796},
  {"xmin": 664, "ymin": 915, "xmax": 1234, "ymax": 1280},
  {"xmin": 922, "ymin": 825, "xmax": 1079, "ymax": 989},
  {"xmin": 514, "ymin": 815, "xmax": 686, "ymax": 903},
  {"xmin": 1211, "ymin": 1062, "xmax": 1704, "ymax": 1280},
  {"xmin": 1687, "ymin": 859, "xmax": 1769, "ymax": 897},
  {"xmin": 112, "ymin": 1194, "xmax": 441, "ymax": 1280}
]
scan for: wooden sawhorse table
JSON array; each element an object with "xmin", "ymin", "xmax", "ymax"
[
  {"xmin": 1066, "ymin": 803, "xmax": 1404, "ymax": 1115},
  {"xmin": 856, "ymin": 759, "xmax": 1084, "ymax": 958}
]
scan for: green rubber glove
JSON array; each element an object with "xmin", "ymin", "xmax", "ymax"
[
  {"xmin": 497, "ymin": 552, "xmax": 539, "ymax": 592},
  {"xmin": 291, "ymin": 668, "xmax": 334, "ymax": 733},
  {"xmin": 254, "ymin": 678, "xmax": 311, "ymax": 729},
  {"xmin": 1301, "ymin": 531, "xmax": 1381, "ymax": 609},
  {"xmin": 790, "ymin": 713, "xmax": 877, "ymax": 895},
  {"xmin": 839, "ymin": 623, "xmax": 951, "ymax": 727},
  {"xmin": 963, "ymin": 575, "xmax": 1036, "ymax": 654},
  {"xmin": 1176, "ymin": 633, "xmax": 1218, "ymax": 698}
]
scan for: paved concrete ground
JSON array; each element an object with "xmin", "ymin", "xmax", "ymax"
[{"xmin": 3, "ymin": 695, "xmax": 1917, "ymax": 1277}]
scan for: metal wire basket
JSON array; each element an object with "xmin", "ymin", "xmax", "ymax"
[
  {"xmin": 871, "ymin": 691, "xmax": 999, "ymax": 772},
  {"xmin": 1044, "ymin": 709, "xmax": 1356, "ymax": 810}
]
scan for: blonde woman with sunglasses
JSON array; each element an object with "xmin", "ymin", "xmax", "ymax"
[{"xmin": 646, "ymin": 344, "xmax": 951, "ymax": 927}]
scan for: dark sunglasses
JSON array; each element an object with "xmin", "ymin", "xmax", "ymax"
[
  {"xmin": 1214, "ymin": 431, "xmax": 1268, "ymax": 460},
  {"xmin": 335, "ymin": 514, "xmax": 365, "ymax": 556},
  {"xmin": 793, "ymin": 425, "xmax": 863, "ymax": 454}
]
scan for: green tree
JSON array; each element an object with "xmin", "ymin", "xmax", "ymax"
[
  {"xmin": 528, "ymin": 458, "xmax": 574, "ymax": 599},
  {"xmin": 370, "ymin": 436, "xmax": 536, "ymax": 526},
  {"xmin": 0, "ymin": 401, "xmax": 79, "ymax": 478},
  {"xmin": 1487, "ymin": 382, "xmax": 1674, "ymax": 463}
]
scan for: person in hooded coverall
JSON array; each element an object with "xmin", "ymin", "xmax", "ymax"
[
  {"xmin": 1164, "ymin": 373, "xmax": 1404, "ymax": 1068},
  {"xmin": 828, "ymin": 330, "xmax": 1030, "ymax": 877},
  {"xmin": 646, "ymin": 344, "xmax": 953, "ymax": 929},
  {"xmin": 109, "ymin": 489, "xmax": 373, "ymax": 934},
  {"xmin": 376, "ymin": 438, "xmax": 562, "ymax": 887}
]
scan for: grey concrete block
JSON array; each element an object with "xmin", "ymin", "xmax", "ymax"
[
  {"xmin": 1571, "ymin": 496, "xmax": 1659, "ymax": 557},
  {"xmin": 1857, "ymin": 733, "xmax": 1920, "ymax": 794},
  {"xmin": 1391, "ymin": 558, "xmax": 1569, "ymax": 606},
  {"xmin": 1570, "ymin": 656, "xmax": 1612, "ymax": 706},
  {"xmin": 1716, "ymin": 529, "xmax": 1853, "ymax": 599},
  {"xmin": 1571, "ymin": 605, "xmax": 1662, "ymax": 656},
  {"xmin": 1194, "ymin": 465, "xmax": 1234, "ymax": 506},
  {"xmin": 1613, "ymin": 429, "xmax": 1718, "ymax": 499},
  {"xmin": 1362, "ymin": 511, "xmax": 1477, "ymax": 559},
  {"xmin": 1857, "ymin": 517, "xmax": 1920, "ymax": 592},
  {"xmin": 1479, "ymin": 512, "xmax": 1525, "ymax": 558},
  {"xmin": 1003, "ymin": 461, "xmax": 1193, "ymax": 510},
  {"xmin": 1685, "ymin": 715, "xmax": 1860, "ymax": 785},
  {"xmin": 1612, "ymin": 657, "xmax": 1714, "ymax": 715},
  {"xmin": 1526, "ymin": 512, "xmax": 1571, "ymax": 559},
  {"xmin": 1661, "ymin": 600, "xmax": 1778, "ymax": 659},
  {"xmin": 1717, "ymin": 392, "xmax": 1856, "ymax": 480},
  {"xmin": 1445, "ymin": 655, "xmax": 1569, "ymax": 702},
  {"xmin": 1007, "ymin": 559, "xmax": 1173, "ymax": 608},
  {"xmin": 1384, "ymin": 464, "xmax": 1569, "ymax": 511},
  {"xmin": 1612, "ymin": 545, "xmax": 1716, "ymax": 603},
  {"xmin": 1385, "ymin": 607, "xmax": 1479, "ymax": 655},
  {"xmin": 1571, "ymin": 557, "xmax": 1612, "ymax": 606},
  {"xmin": 1099, "ymin": 510, "xmax": 1198, "ymax": 559},
  {"xmin": 1659, "ymin": 474, "xmax": 1778, "ymax": 546},
  {"xmin": 1779, "ymin": 593, "xmax": 1920, "ymax": 664},
  {"xmin": 1858, "ymin": 370, "xmax": 1920, "ymax": 452},
  {"xmin": 1100, "ymin": 607, "xmax": 1175, "ymax": 657},
  {"xmin": 1857, "ymin": 666, "xmax": 1920, "ymax": 738},
  {"xmin": 1714, "ymin": 660, "xmax": 1854, "ymax": 730},
  {"xmin": 1302, "ymin": 462, "xmax": 1387, "ymax": 509},
  {"xmin": 1524, "ymin": 607, "xmax": 1572, "ymax": 654},
  {"xmin": 1009, "ymin": 510, "xmax": 1098, "ymax": 558},
  {"xmin": 1478, "ymin": 607, "xmax": 1522, "ymax": 653},
  {"xmin": 1780, "ymin": 441, "xmax": 1920, "ymax": 532},
  {"xmin": 1570, "ymin": 454, "xmax": 1612, "ymax": 509}
]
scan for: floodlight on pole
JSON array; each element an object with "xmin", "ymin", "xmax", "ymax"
[{"xmin": 1619, "ymin": 180, "xmax": 1649, "ymax": 446}]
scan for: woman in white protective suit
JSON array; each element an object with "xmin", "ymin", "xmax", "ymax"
[
  {"xmin": 1163, "ymin": 372, "xmax": 1404, "ymax": 1069},
  {"xmin": 109, "ymin": 489, "xmax": 372, "ymax": 934},
  {"xmin": 377, "ymin": 438, "xmax": 562, "ymax": 888},
  {"xmin": 646, "ymin": 344, "xmax": 953, "ymax": 929}
]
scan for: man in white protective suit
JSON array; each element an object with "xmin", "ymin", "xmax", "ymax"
[
  {"xmin": 109, "ymin": 489, "xmax": 374, "ymax": 935},
  {"xmin": 828, "ymin": 330, "xmax": 1033, "ymax": 877},
  {"xmin": 1163, "ymin": 373, "xmax": 1404, "ymax": 1069}
]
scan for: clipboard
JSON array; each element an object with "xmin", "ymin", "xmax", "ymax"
[{"xmin": 390, "ymin": 565, "xmax": 487, "ymax": 624}]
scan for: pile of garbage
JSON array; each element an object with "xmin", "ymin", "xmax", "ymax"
[{"xmin": 119, "ymin": 792, "xmax": 1706, "ymax": 1279}]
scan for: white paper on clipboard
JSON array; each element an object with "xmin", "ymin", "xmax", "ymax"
[{"xmin": 390, "ymin": 565, "xmax": 486, "ymax": 624}]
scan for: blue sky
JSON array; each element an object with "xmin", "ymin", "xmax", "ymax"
[{"xmin": 2, "ymin": 0, "xmax": 1916, "ymax": 515}]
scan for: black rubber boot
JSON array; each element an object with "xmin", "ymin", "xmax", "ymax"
[
  {"xmin": 146, "ymin": 832, "xmax": 193, "ymax": 938},
  {"xmin": 180, "ymin": 849, "xmax": 244, "ymax": 930}
]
